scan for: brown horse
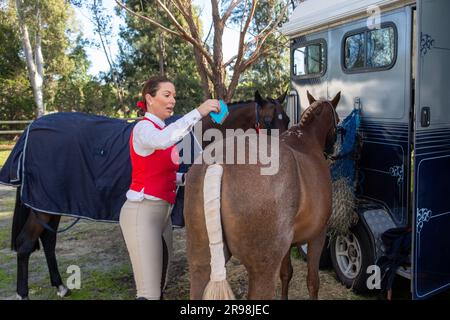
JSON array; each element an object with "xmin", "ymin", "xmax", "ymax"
[
  {"xmin": 184, "ymin": 91, "xmax": 341, "ymax": 299},
  {"xmin": 199, "ymin": 90, "xmax": 289, "ymax": 149},
  {"xmin": 6, "ymin": 90, "xmax": 289, "ymax": 300}
]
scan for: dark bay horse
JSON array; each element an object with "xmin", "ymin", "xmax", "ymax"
[
  {"xmin": 199, "ymin": 91, "xmax": 289, "ymax": 149},
  {"xmin": 4, "ymin": 90, "xmax": 289, "ymax": 300},
  {"xmin": 184, "ymin": 91, "xmax": 341, "ymax": 299}
]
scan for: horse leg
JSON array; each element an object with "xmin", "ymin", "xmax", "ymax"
[
  {"xmin": 39, "ymin": 215, "xmax": 70, "ymax": 298},
  {"xmin": 279, "ymin": 248, "xmax": 293, "ymax": 300},
  {"xmin": 306, "ymin": 230, "xmax": 327, "ymax": 300},
  {"xmin": 189, "ymin": 261, "xmax": 212, "ymax": 299},
  {"xmin": 247, "ymin": 266, "xmax": 279, "ymax": 300},
  {"xmin": 15, "ymin": 210, "xmax": 45, "ymax": 299}
]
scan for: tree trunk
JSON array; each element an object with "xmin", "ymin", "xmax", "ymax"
[
  {"xmin": 211, "ymin": 0, "xmax": 225, "ymax": 99},
  {"xmin": 192, "ymin": 46, "xmax": 212, "ymax": 100},
  {"xmin": 16, "ymin": 0, "xmax": 45, "ymax": 118},
  {"xmin": 158, "ymin": 32, "xmax": 165, "ymax": 76},
  {"xmin": 92, "ymin": 0, "xmax": 124, "ymax": 111},
  {"xmin": 116, "ymin": 0, "xmax": 287, "ymax": 102}
]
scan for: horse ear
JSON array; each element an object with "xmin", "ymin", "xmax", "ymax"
[
  {"xmin": 306, "ymin": 90, "xmax": 316, "ymax": 105},
  {"xmin": 255, "ymin": 90, "xmax": 264, "ymax": 104},
  {"xmin": 277, "ymin": 90, "xmax": 288, "ymax": 105},
  {"xmin": 331, "ymin": 91, "xmax": 341, "ymax": 109}
]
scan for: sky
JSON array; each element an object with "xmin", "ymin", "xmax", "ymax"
[{"xmin": 73, "ymin": 0, "xmax": 240, "ymax": 76}]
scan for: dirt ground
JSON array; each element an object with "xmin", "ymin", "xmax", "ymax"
[{"xmin": 0, "ymin": 184, "xmax": 374, "ymax": 300}]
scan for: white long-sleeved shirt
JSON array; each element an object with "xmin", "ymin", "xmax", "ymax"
[{"xmin": 126, "ymin": 110, "xmax": 202, "ymax": 202}]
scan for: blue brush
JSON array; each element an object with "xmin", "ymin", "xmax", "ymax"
[{"xmin": 210, "ymin": 100, "xmax": 229, "ymax": 124}]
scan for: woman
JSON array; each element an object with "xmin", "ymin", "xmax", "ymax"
[{"xmin": 120, "ymin": 75, "xmax": 220, "ymax": 300}]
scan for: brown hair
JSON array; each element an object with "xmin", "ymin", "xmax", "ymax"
[{"xmin": 138, "ymin": 75, "xmax": 173, "ymax": 113}]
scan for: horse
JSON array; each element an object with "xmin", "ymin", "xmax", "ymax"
[
  {"xmin": 199, "ymin": 90, "xmax": 289, "ymax": 149},
  {"xmin": 183, "ymin": 91, "xmax": 341, "ymax": 299},
  {"xmin": 2, "ymin": 90, "xmax": 289, "ymax": 300}
]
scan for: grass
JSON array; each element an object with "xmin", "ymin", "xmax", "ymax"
[
  {"xmin": 291, "ymin": 246, "xmax": 301, "ymax": 259},
  {"xmin": 0, "ymin": 268, "xmax": 14, "ymax": 291},
  {"xmin": 0, "ymin": 226, "xmax": 10, "ymax": 249},
  {"xmin": 0, "ymin": 139, "xmax": 14, "ymax": 167},
  {"xmin": 68, "ymin": 266, "xmax": 134, "ymax": 300},
  {"xmin": 0, "ymin": 150, "xmax": 11, "ymax": 167},
  {"xmin": 23, "ymin": 265, "xmax": 135, "ymax": 300}
]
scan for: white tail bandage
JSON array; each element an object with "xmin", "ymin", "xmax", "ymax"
[{"xmin": 203, "ymin": 164, "xmax": 226, "ymax": 282}]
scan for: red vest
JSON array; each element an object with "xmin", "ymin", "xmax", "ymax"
[{"xmin": 129, "ymin": 118, "xmax": 179, "ymax": 204}]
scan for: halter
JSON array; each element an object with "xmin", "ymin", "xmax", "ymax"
[
  {"xmin": 255, "ymin": 100, "xmax": 283, "ymax": 134},
  {"xmin": 325, "ymin": 101, "xmax": 339, "ymax": 129},
  {"xmin": 323, "ymin": 101, "xmax": 344, "ymax": 160},
  {"xmin": 255, "ymin": 102, "xmax": 261, "ymax": 133}
]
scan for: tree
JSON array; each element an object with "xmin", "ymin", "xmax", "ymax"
[
  {"xmin": 71, "ymin": 0, "xmax": 126, "ymax": 113},
  {"xmin": 2, "ymin": 0, "xmax": 120, "ymax": 120},
  {"xmin": 47, "ymin": 34, "xmax": 120, "ymax": 116},
  {"xmin": 229, "ymin": 0, "xmax": 290, "ymax": 101},
  {"xmin": 116, "ymin": 0, "xmax": 204, "ymax": 115},
  {"xmin": 14, "ymin": 0, "xmax": 44, "ymax": 117},
  {"xmin": 0, "ymin": 2, "xmax": 35, "ymax": 121},
  {"xmin": 115, "ymin": 0, "xmax": 290, "ymax": 102},
  {"xmin": 13, "ymin": 0, "xmax": 76, "ymax": 118}
]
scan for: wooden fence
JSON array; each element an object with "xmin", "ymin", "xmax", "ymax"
[
  {"xmin": 0, "ymin": 120, "xmax": 33, "ymax": 135},
  {"xmin": 0, "ymin": 118, "xmax": 142, "ymax": 136}
]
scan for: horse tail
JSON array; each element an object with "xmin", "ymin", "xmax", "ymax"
[
  {"xmin": 11, "ymin": 187, "xmax": 40, "ymax": 252},
  {"xmin": 202, "ymin": 164, "xmax": 235, "ymax": 300}
]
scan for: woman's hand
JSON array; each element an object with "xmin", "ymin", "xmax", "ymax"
[{"xmin": 197, "ymin": 99, "xmax": 220, "ymax": 117}]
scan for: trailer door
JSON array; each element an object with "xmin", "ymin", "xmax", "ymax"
[{"xmin": 413, "ymin": 0, "xmax": 450, "ymax": 299}]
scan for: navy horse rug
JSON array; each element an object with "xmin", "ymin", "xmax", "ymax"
[{"xmin": 0, "ymin": 112, "xmax": 191, "ymax": 225}]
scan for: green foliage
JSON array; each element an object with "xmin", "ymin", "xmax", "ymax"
[
  {"xmin": 0, "ymin": 6, "xmax": 35, "ymax": 120},
  {"xmin": 117, "ymin": 0, "xmax": 204, "ymax": 115},
  {"xmin": 0, "ymin": 1, "xmax": 120, "ymax": 120},
  {"xmin": 227, "ymin": 0, "xmax": 290, "ymax": 102},
  {"xmin": 291, "ymin": 246, "xmax": 301, "ymax": 260},
  {"xmin": 46, "ymin": 35, "xmax": 119, "ymax": 115}
]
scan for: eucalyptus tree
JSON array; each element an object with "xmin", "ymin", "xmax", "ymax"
[{"xmin": 115, "ymin": 0, "xmax": 291, "ymax": 101}]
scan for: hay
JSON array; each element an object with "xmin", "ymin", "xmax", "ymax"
[
  {"xmin": 328, "ymin": 177, "xmax": 359, "ymax": 239},
  {"xmin": 328, "ymin": 109, "xmax": 362, "ymax": 239}
]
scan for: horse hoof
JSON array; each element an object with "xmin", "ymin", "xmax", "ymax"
[
  {"xmin": 57, "ymin": 285, "xmax": 71, "ymax": 298},
  {"xmin": 16, "ymin": 293, "xmax": 29, "ymax": 300}
]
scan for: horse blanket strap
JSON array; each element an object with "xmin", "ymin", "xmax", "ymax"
[
  {"xmin": 34, "ymin": 211, "xmax": 56, "ymax": 233},
  {"xmin": 58, "ymin": 218, "xmax": 81, "ymax": 233}
]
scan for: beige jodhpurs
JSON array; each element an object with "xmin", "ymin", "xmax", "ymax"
[{"xmin": 119, "ymin": 199, "xmax": 173, "ymax": 300}]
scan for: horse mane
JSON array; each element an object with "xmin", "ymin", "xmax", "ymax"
[
  {"xmin": 299, "ymin": 101, "xmax": 324, "ymax": 128},
  {"xmin": 227, "ymin": 100, "xmax": 255, "ymax": 110}
]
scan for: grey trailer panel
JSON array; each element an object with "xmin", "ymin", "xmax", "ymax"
[
  {"xmin": 413, "ymin": 0, "xmax": 450, "ymax": 299},
  {"xmin": 327, "ymin": 7, "xmax": 411, "ymax": 123}
]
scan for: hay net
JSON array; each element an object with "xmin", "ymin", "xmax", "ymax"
[{"xmin": 328, "ymin": 108, "xmax": 362, "ymax": 238}]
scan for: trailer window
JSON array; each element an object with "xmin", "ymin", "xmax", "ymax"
[
  {"xmin": 292, "ymin": 41, "xmax": 325, "ymax": 78},
  {"xmin": 345, "ymin": 33, "xmax": 365, "ymax": 69},
  {"xmin": 343, "ymin": 24, "xmax": 397, "ymax": 72},
  {"xmin": 367, "ymin": 27, "xmax": 395, "ymax": 68}
]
